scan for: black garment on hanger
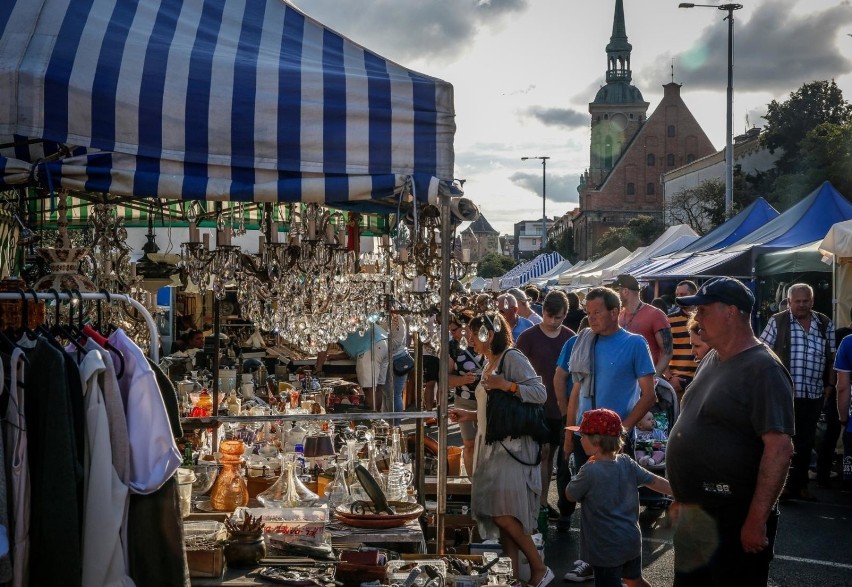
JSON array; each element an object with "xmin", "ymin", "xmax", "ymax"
[
  {"xmin": 147, "ymin": 358, "xmax": 183, "ymax": 438},
  {"xmin": 23, "ymin": 338, "xmax": 82, "ymax": 586}
]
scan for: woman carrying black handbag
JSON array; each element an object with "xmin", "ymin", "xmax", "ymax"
[{"xmin": 449, "ymin": 312, "xmax": 554, "ymax": 587}]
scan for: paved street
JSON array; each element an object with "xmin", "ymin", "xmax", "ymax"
[
  {"xmin": 540, "ymin": 481, "xmax": 852, "ymax": 587},
  {"xmin": 429, "ymin": 423, "xmax": 852, "ymax": 587}
]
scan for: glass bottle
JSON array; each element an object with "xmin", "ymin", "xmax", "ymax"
[
  {"xmin": 366, "ymin": 439, "xmax": 385, "ymax": 491},
  {"xmin": 324, "ymin": 456, "xmax": 351, "ymax": 512},
  {"xmin": 209, "ymin": 439, "xmax": 249, "ymax": 511},
  {"xmin": 385, "ymin": 427, "xmax": 412, "ymax": 502}
]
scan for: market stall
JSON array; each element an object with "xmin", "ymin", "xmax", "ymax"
[{"xmin": 0, "ymin": 0, "xmax": 473, "ymax": 583}]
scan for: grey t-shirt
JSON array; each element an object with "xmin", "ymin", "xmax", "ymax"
[
  {"xmin": 666, "ymin": 344, "xmax": 794, "ymax": 507},
  {"xmin": 567, "ymin": 454, "xmax": 654, "ymax": 567}
]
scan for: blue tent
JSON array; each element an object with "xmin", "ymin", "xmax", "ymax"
[
  {"xmin": 0, "ymin": 0, "xmax": 456, "ymax": 206},
  {"xmin": 672, "ymin": 197, "xmax": 779, "ymax": 255},
  {"xmin": 634, "ymin": 197, "xmax": 778, "ymax": 279},
  {"xmin": 646, "ymin": 182, "xmax": 852, "ymax": 279}
]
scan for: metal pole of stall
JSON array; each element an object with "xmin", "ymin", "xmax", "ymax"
[
  {"xmin": 413, "ymin": 331, "xmax": 426, "ymax": 507},
  {"xmin": 211, "ymin": 293, "xmax": 221, "ymax": 453},
  {"xmin": 436, "ymin": 192, "xmax": 451, "ymax": 554}
]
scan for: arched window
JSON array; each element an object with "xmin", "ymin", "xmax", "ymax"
[
  {"xmin": 605, "ymin": 137, "xmax": 613, "ymax": 169},
  {"xmin": 687, "ymin": 154, "xmax": 695, "ymax": 163},
  {"xmin": 626, "ymin": 183, "xmax": 635, "ymax": 195},
  {"xmin": 646, "ymin": 183, "xmax": 655, "ymax": 195},
  {"xmin": 646, "ymin": 154, "xmax": 655, "ymax": 166},
  {"xmin": 667, "ymin": 125, "xmax": 676, "ymax": 137},
  {"xmin": 667, "ymin": 153, "xmax": 675, "ymax": 167}
]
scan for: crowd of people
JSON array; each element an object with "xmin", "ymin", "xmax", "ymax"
[{"xmin": 427, "ymin": 274, "xmax": 848, "ymax": 587}]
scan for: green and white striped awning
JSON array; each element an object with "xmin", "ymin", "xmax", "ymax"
[{"xmin": 28, "ymin": 193, "xmax": 389, "ymax": 235}]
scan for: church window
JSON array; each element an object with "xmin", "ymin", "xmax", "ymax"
[
  {"xmin": 626, "ymin": 183, "xmax": 635, "ymax": 195},
  {"xmin": 667, "ymin": 125, "xmax": 676, "ymax": 137},
  {"xmin": 605, "ymin": 137, "xmax": 613, "ymax": 169},
  {"xmin": 667, "ymin": 153, "xmax": 675, "ymax": 167},
  {"xmin": 646, "ymin": 183, "xmax": 655, "ymax": 195},
  {"xmin": 646, "ymin": 154, "xmax": 655, "ymax": 166},
  {"xmin": 687, "ymin": 154, "xmax": 695, "ymax": 163}
]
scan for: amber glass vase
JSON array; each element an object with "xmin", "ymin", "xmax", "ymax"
[{"xmin": 210, "ymin": 439, "xmax": 249, "ymax": 511}]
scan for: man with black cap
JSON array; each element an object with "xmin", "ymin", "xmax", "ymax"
[
  {"xmin": 667, "ymin": 277, "xmax": 794, "ymax": 586},
  {"xmin": 611, "ymin": 273, "xmax": 672, "ymax": 377}
]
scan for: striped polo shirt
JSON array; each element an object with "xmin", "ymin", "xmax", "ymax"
[{"xmin": 668, "ymin": 309, "xmax": 696, "ymax": 379}]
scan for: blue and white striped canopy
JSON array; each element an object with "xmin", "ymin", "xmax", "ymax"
[
  {"xmin": 500, "ymin": 251, "xmax": 564, "ymax": 290},
  {"xmin": 0, "ymin": 0, "xmax": 455, "ymax": 206}
]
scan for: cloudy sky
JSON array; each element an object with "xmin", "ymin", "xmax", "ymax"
[{"xmin": 291, "ymin": 0, "xmax": 852, "ymax": 235}]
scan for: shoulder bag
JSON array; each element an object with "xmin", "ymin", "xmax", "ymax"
[{"xmin": 484, "ymin": 349, "xmax": 550, "ymax": 446}]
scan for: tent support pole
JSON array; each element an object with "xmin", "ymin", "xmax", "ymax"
[{"xmin": 436, "ymin": 192, "xmax": 451, "ymax": 554}]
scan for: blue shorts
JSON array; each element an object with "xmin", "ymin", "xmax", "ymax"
[{"xmin": 593, "ymin": 555, "xmax": 642, "ymax": 586}]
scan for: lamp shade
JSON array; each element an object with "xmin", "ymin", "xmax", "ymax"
[{"xmin": 303, "ymin": 434, "xmax": 336, "ymax": 458}]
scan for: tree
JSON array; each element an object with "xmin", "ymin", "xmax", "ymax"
[
  {"xmin": 596, "ymin": 215, "xmax": 664, "ymax": 256},
  {"xmin": 794, "ymin": 121, "xmax": 852, "ymax": 201},
  {"xmin": 665, "ymin": 179, "xmax": 725, "ymax": 235},
  {"xmin": 476, "ymin": 252, "xmax": 517, "ymax": 278},
  {"xmin": 546, "ymin": 228, "xmax": 577, "ymax": 263},
  {"xmin": 762, "ymin": 80, "xmax": 852, "ymax": 175}
]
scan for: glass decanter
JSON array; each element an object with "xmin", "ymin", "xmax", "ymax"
[
  {"xmin": 324, "ymin": 456, "xmax": 351, "ymax": 512},
  {"xmin": 258, "ymin": 459, "xmax": 308, "ymax": 508},
  {"xmin": 209, "ymin": 439, "xmax": 249, "ymax": 511}
]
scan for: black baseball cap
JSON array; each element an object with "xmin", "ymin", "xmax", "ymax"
[
  {"xmin": 611, "ymin": 274, "xmax": 640, "ymax": 291},
  {"xmin": 676, "ymin": 276, "xmax": 754, "ymax": 313}
]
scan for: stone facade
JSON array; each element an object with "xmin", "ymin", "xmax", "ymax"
[
  {"xmin": 573, "ymin": 0, "xmax": 716, "ymax": 259},
  {"xmin": 460, "ymin": 214, "xmax": 500, "ymax": 262}
]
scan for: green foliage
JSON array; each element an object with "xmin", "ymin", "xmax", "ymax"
[
  {"xmin": 795, "ymin": 121, "xmax": 852, "ymax": 201},
  {"xmin": 596, "ymin": 215, "xmax": 664, "ymax": 256},
  {"xmin": 476, "ymin": 252, "xmax": 517, "ymax": 278},
  {"xmin": 545, "ymin": 228, "xmax": 577, "ymax": 263},
  {"xmin": 761, "ymin": 80, "xmax": 852, "ymax": 175}
]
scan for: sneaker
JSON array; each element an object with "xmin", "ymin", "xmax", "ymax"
[{"xmin": 563, "ymin": 560, "xmax": 594, "ymax": 582}]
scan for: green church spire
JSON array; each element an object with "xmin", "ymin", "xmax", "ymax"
[{"xmin": 606, "ymin": 0, "xmax": 632, "ymax": 83}]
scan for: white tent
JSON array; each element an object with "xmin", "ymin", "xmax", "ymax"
[
  {"xmin": 528, "ymin": 258, "xmax": 575, "ymax": 287},
  {"xmin": 557, "ymin": 247, "xmax": 631, "ymax": 286},
  {"xmin": 818, "ymin": 219, "xmax": 852, "ymax": 326},
  {"xmin": 600, "ymin": 224, "xmax": 699, "ymax": 281}
]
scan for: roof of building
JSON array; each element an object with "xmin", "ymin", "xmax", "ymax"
[{"xmin": 465, "ymin": 214, "xmax": 499, "ymax": 234}]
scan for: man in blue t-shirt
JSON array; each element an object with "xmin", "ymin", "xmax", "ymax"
[
  {"xmin": 561, "ymin": 286, "xmax": 656, "ymax": 584},
  {"xmin": 833, "ymin": 334, "xmax": 852, "ymax": 492}
]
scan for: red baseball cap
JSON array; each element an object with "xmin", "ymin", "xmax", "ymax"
[{"xmin": 566, "ymin": 408, "xmax": 623, "ymax": 436}]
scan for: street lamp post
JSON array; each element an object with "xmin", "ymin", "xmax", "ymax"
[
  {"xmin": 679, "ymin": 3, "xmax": 742, "ymax": 218},
  {"xmin": 521, "ymin": 156, "xmax": 550, "ymax": 250}
]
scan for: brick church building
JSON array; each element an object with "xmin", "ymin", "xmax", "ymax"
[{"xmin": 573, "ymin": 0, "xmax": 716, "ymax": 259}]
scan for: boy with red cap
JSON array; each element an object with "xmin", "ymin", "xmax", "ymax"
[{"xmin": 565, "ymin": 409, "xmax": 671, "ymax": 587}]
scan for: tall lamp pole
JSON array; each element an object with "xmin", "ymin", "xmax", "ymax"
[
  {"xmin": 521, "ymin": 156, "xmax": 550, "ymax": 250},
  {"xmin": 679, "ymin": 3, "xmax": 742, "ymax": 218}
]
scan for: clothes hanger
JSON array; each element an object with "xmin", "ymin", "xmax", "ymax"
[
  {"xmin": 84, "ymin": 289, "xmax": 124, "ymax": 378},
  {"xmin": 17, "ymin": 290, "xmax": 37, "ymax": 342},
  {"xmin": 44, "ymin": 288, "xmax": 87, "ymax": 359}
]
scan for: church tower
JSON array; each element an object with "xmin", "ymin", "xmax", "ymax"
[
  {"xmin": 587, "ymin": 0, "xmax": 649, "ymax": 188},
  {"xmin": 573, "ymin": 0, "xmax": 716, "ymax": 259}
]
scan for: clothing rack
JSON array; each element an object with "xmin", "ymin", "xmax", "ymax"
[{"xmin": 0, "ymin": 291, "xmax": 160, "ymax": 362}]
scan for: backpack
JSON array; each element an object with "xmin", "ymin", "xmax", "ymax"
[{"xmin": 770, "ymin": 310, "xmax": 832, "ymax": 385}]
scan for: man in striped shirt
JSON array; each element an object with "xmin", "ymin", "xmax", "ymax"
[{"xmin": 666, "ymin": 280, "xmax": 698, "ymax": 399}]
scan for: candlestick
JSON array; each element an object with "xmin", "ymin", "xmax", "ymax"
[
  {"xmin": 189, "ymin": 222, "xmax": 200, "ymax": 242},
  {"xmin": 461, "ymin": 248, "xmax": 471, "ymax": 263}
]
